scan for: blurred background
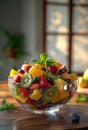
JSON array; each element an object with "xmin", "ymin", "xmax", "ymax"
[{"xmin": 0, "ymin": 0, "xmax": 88, "ymax": 81}]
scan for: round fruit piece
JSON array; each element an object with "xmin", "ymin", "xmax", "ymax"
[
  {"xmin": 42, "ymin": 87, "xmax": 59, "ymax": 103},
  {"xmin": 20, "ymin": 73, "xmax": 32, "ymax": 88}
]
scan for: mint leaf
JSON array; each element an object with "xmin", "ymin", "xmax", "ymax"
[
  {"xmin": 46, "ymin": 59, "xmax": 55, "ymax": 68},
  {"xmin": 30, "ymin": 53, "xmax": 47, "ymax": 64},
  {"xmin": 2, "ymin": 99, "xmax": 6, "ymax": 106},
  {"xmin": 40, "ymin": 53, "xmax": 47, "ymax": 63},
  {"xmin": 0, "ymin": 99, "xmax": 16, "ymax": 111},
  {"xmin": 76, "ymin": 94, "xmax": 88, "ymax": 102}
]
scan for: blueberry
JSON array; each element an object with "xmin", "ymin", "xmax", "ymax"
[
  {"xmin": 65, "ymin": 79, "xmax": 72, "ymax": 84},
  {"xmin": 33, "ymin": 77, "xmax": 39, "ymax": 82},
  {"xmin": 40, "ymin": 88, "xmax": 46, "ymax": 94},
  {"xmin": 47, "ymin": 77, "xmax": 53, "ymax": 84},
  {"xmin": 71, "ymin": 114, "xmax": 80, "ymax": 123}
]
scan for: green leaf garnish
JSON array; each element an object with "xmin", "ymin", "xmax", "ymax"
[
  {"xmin": 45, "ymin": 59, "xmax": 55, "ymax": 68},
  {"xmin": 40, "ymin": 53, "xmax": 47, "ymax": 64},
  {"xmin": 0, "ymin": 99, "xmax": 16, "ymax": 111},
  {"xmin": 76, "ymin": 93, "xmax": 88, "ymax": 102},
  {"xmin": 45, "ymin": 71, "xmax": 60, "ymax": 79},
  {"xmin": 2, "ymin": 99, "xmax": 6, "ymax": 106},
  {"xmin": 30, "ymin": 53, "xmax": 55, "ymax": 68},
  {"xmin": 30, "ymin": 59, "xmax": 40, "ymax": 64}
]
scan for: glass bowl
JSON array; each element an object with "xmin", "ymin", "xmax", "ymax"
[
  {"xmin": 8, "ymin": 53, "xmax": 78, "ymax": 114},
  {"xmin": 8, "ymin": 77, "xmax": 78, "ymax": 114}
]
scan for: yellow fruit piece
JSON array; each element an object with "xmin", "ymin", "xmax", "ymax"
[
  {"xmin": 50, "ymin": 88, "xmax": 60, "ymax": 103},
  {"xmin": 59, "ymin": 90, "xmax": 69, "ymax": 100},
  {"xmin": 78, "ymin": 76, "xmax": 88, "ymax": 88},
  {"xmin": 53, "ymin": 78, "xmax": 68, "ymax": 86},
  {"xmin": 51, "ymin": 85, "xmax": 69, "ymax": 103},
  {"xmin": 50, "ymin": 96, "xmax": 60, "ymax": 103},
  {"xmin": 16, "ymin": 94, "xmax": 28, "ymax": 103},
  {"xmin": 9, "ymin": 69, "xmax": 18, "ymax": 77},
  {"xmin": 30, "ymin": 89, "xmax": 42, "ymax": 101},
  {"xmin": 83, "ymin": 69, "xmax": 88, "ymax": 82},
  {"xmin": 29, "ymin": 66, "xmax": 44, "ymax": 78},
  {"xmin": 57, "ymin": 85, "xmax": 69, "ymax": 99},
  {"xmin": 70, "ymin": 73, "xmax": 78, "ymax": 81},
  {"xmin": 51, "ymin": 90, "xmax": 69, "ymax": 103},
  {"xmin": 53, "ymin": 61, "xmax": 62, "ymax": 69},
  {"xmin": 34, "ymin": 64, "xmax": 44, "ymax": 69},
  {"xmin": 60, "ymin": 72, "xmax": 70, "ymax": 80}
]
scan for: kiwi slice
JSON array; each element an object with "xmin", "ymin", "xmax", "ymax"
[
  {"xmin": 42, "ymin": 86, "xmax": 59, "ymax": 103},
  {"xmin": 20, "ymin": 73, "xmax": 32, "ymax": 88},
  {"xmin": 9, "ymin": 83, "xmax": 19, "ymax": 98}
]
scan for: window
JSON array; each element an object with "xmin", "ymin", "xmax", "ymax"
[{"xmin": 42, "ymin": 0, "xmax": 88, "ymax": 74}]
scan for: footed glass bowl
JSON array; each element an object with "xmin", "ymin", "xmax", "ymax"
[{"xmin": 8, "ymin": 77, "xmax": 78, "ymax": 114}]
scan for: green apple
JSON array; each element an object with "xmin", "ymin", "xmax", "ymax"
[
  {"xmin": 78, "ymin": 76, "xmax": 88, "ymax": 88},
  {"xmin": 83, "ymin": 69, "xmax": 88, "ymax": 82}
]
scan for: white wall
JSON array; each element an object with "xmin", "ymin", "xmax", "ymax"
[
  {"xmin": 0, "ymin": 0, "xmax": 42, "ymax": 81},
  {"xmin": 21, "ymin": 0, "xmax": 42, "ymax": 61}
]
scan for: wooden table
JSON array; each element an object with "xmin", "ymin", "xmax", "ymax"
[{"xmin": 0, "ymin": 81, "xmax": 88, "ymax": 130}]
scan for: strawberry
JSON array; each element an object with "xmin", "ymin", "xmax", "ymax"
[
  {"xmin": 19, "ymin": 87, "xmax": 29, "ymax": 97},
  {"xmin": 12, "ymin": 74, "xmax": 21, "ymax": 83},
  {"xmin": 30, "ymin": 83, "xmax": 39, "ymax": 90},
  {"xmin": 21, "ymin": 64, "xmax": 31, "ymax": 72},
  {"xmin": 39, "ymin": 76, "xmax": 50, "ymax": 88},
  {"xmin": 60, "ymin": 65, "xmax": 67, "ymax": 72},
  {"xmin": 47, "ymin": 65, "xmax": 58, "ymax": 75}
]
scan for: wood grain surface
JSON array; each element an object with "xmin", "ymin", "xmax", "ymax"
[{"xmin": 0, "ymin": 81, "xmax": 88, "ymax": 130}]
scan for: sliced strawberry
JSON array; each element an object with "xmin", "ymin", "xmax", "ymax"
[
  {"xmin": 39, "ymin": 76, "xmax": 50, "ymax": 88},
  {"xmin": 47, "ymin": 65, "xmax": 58, "ymax": 75},
  {"xmin": 21, "ymin": 64, "xmax": 31, "ymax": 72},
  {"xmin": 19, "ymin": 87, "xmax": 29, "ymax": 97},
  {"xmin": 26, "ymin": 99, "xmax": 35, "ymax": 105},
  {"xmin": 12, "ymin": 74, "xmax": 21, "ymax": 83},
  {"xmin": 30, "ymin": 83, "xmax": 39, "ymax": 90},
  {"xmin": 60, "ymin": 65, "xmax": 67, "ymax": 72}
]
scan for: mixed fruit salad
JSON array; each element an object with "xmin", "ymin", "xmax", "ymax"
[{"xmin": 8, "ymin": 53, "xmax": 78, "ymax": 110}]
